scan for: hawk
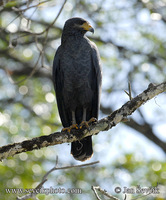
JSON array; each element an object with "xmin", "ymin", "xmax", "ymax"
[{"xmin": 53, "ymin": 17, "xmax": 102, "ymax": 161}]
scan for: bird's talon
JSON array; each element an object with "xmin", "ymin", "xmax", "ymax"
[
  {"xmin": 71, "ymin": 124, "xmax": 78, "ymax": 129},
  {"xmin": 62, "ymin": 127, "xmax": 71, "ymax": 133},
  {"xmin": 79, "ymin": 121, "xmax": 89, "ymax": 129},
  {"xmin": 88, "ymin": 117, "xmax": 97, "ymax": 124},
  {"xmin": 62, "ymin": 124, "xmax": 78, "ymax": 133},
  {"xmin": 75, "ymin": 125, "xmax": 79, "ymax": 129}
]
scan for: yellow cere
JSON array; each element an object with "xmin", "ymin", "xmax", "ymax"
[{"xmin": 80, "ymin": 22, "xmax": 92, "ymax": 31}]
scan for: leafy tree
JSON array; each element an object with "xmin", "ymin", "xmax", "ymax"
[{"xmin": 0, "ymin": 0, "xmax": 165, "ymax": 200}]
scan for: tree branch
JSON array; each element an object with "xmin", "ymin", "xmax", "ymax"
[
  {"xmin": 0, "ymin": 82, "xmax": 166, "ymax": 161},
  {"xmin": 125, "ymin": 118, "xmax": 166, "ymax": 153},
  {"xmin": 92, "ymin": 186, "xmax": 120, "ymax": 200},
  {"xmin": 100, "ymin": 104, "xmax": 166, "ymax": 153},
  {"xmin": 17, "ymin": 158, "xmax": 99, "ymax": 200}
]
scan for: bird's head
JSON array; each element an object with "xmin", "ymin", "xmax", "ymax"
[{"xmin": 63, "ymin": 17, "xmax": 94, "ymax": 36}]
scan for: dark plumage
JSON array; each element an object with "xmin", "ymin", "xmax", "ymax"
[{"xmin": 52, "ymin": 17, "xmax": 102, "ymax": 161}]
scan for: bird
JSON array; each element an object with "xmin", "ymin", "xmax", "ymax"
[{"xmin": 52, "ymin": 17, "xmax": 102, "ymax": 161}]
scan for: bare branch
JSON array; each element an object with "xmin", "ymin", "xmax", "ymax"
[
  {"xmin": 0, "ymin": 82, "xmax": 166, "ymax": 161},
  {"xmin": 17, "ymin": 160, "xmax": 99, "ymax": 200},
  {"xmin": 42, "ymin": 161, "xmax": 99, "ymax": 182},
  {"xmin": 100, "ymin": 103, "xmax": 166, "ymax": 153},
  {"xmin": 92, "ymin": 186, "xmax": 119, "ymax": 200},
  {"xmin": 6, "ymin": 53, "xmax": 42, "ymax": 84},
  {"xmin": 14, "ymin": 0, "xmax": 67, "ymax": 39},
  {"xmin": 6, "ymin": 0, "xmax": 67, "ymax": 85},
  {"xmin": 124, "ymin": 82, "xmax": 132, "ymax": 100},
  {"xmin": 12, "ymin": 0, "xmax": 50, "ymax": 12}
]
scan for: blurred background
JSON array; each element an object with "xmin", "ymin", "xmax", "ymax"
[{"xmin": 0, "ymin": 0, "xmax": 166, "ymax": 199}]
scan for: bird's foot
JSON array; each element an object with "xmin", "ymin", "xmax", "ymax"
[
  {"xmin": 87, "ymin": 117, "xmax": 97, "ymax": 124},
  {"xmin": 79, "ymin": 118, "xmax": 97, "ymax": 130},
  {"xmin": 79, "ymin": 121, "xmax": 89, "ymax": 129},
  {"xmin": 62, "ymin": 124, "xmax": 79, "ymax": 133}
]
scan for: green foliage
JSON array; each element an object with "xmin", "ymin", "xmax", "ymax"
[{"xmin": 0, "ymin": 0, "xmax": 166, "ymax": 200}]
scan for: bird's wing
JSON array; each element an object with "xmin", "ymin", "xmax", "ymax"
[
  {"xmin": 52, "ymin": 46, "xmax": 71, "ymax": 127},
  {"xmin": 90, "ymin": 43, "xmax": 102, "ymax": 119}
]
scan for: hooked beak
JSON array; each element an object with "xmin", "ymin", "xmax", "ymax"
[{"xmin": 89, "ymin": 27, "xmax": 94, "ymax": 33}]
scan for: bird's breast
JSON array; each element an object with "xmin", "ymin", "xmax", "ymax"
[{"xmin": 61, "ymin": 39, "xmax": 92, "ymax": 90}]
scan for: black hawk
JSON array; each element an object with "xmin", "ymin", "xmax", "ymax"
[{"xmin": 52, "ymin": 17, "xmax": 102, "ymax": 161}]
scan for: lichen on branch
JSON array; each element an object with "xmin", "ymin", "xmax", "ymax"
[{"xmin": 0, "ymin": 82, "xmax": 166, "ymax": 161}]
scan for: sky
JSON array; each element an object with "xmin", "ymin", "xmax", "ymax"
[
  {"xmin": 1, "ymin": 2, "xmax": 166, "ymax": 200},
  {"xmin": 1, "ymin": 0, "xmax": 166, "ymax": 178}
]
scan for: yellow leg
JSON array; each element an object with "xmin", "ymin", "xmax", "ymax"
[
  {"xmin": 79, "ymin": 117, "xmax": 97, "ymax": 129},
  {"xmin": 79, "ymin": 121, "xmax": 89, "ymax": 129},
  {"xmin": 62, "ymin": 124, "xmax": 78, "ymax": 133},
  {"xmin": 87, "ymin": 117, "xmax": 97, "ymax": 124}
]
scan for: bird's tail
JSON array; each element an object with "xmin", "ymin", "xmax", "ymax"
[{"xmin": 71, "ymin": 136, "xmax": 93, "ymax": 161}]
